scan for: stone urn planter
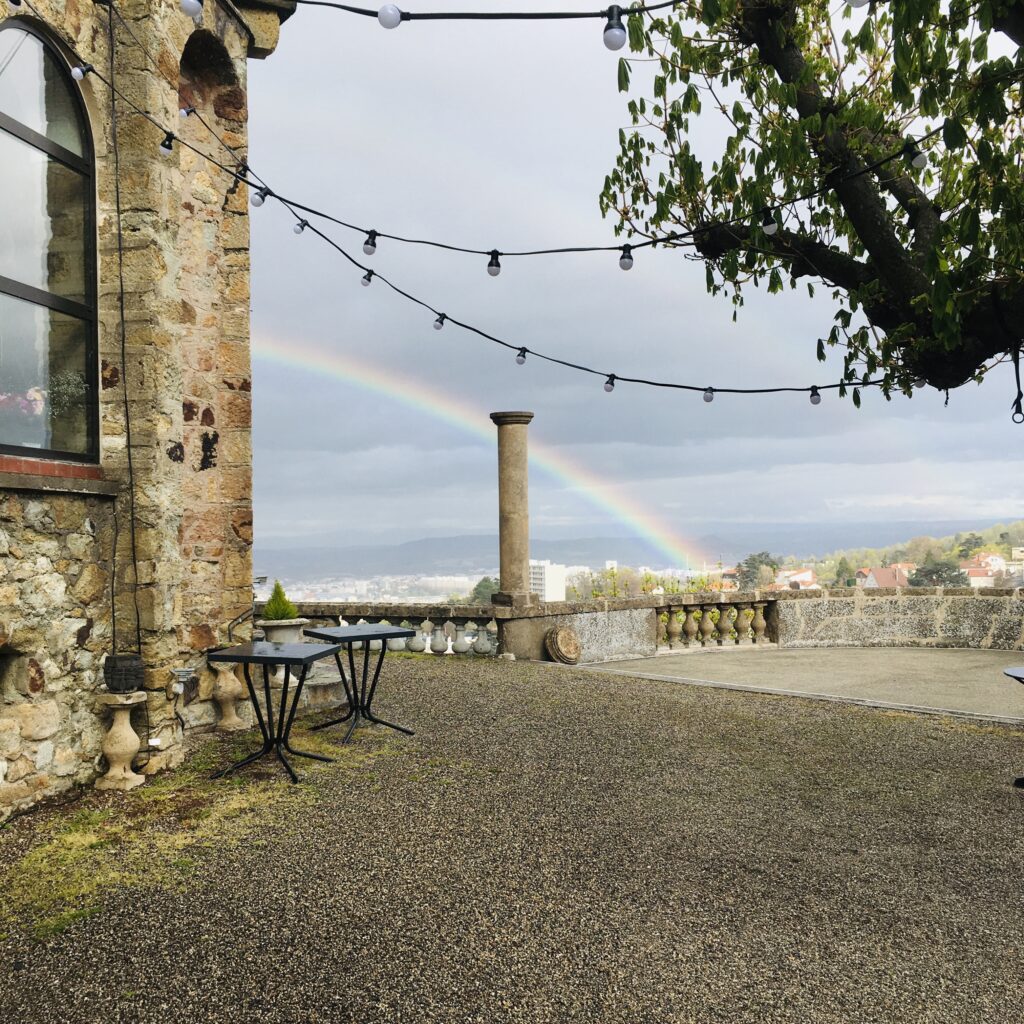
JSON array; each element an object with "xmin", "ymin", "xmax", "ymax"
[{"xmin": 256, "ymin": 581, "xmax": 308, "ymax": 687}]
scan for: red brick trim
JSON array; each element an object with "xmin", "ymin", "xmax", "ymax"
[{"xmin": 0, "ymin": 455, "xmax": 103, "ymax": 480}]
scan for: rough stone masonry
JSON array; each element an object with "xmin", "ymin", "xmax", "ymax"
[{"xmin": 0, "ymin": 0, "xmax": 296, "ymax": 819}]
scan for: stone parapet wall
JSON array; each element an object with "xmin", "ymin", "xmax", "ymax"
[{"xmin": 771, "ymin": 587, "xmax": 1024, "ymax": 650}]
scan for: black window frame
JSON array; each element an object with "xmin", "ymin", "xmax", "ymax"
[{"xmin": 0, "ymin": 19, "xmax": 98, "ymax": 464}]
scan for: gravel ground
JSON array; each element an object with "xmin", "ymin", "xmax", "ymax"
[{"xmin": 2, "ymin": 657, "xmax": 1024, "ymax": 1024}]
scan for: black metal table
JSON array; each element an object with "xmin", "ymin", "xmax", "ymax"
[
  {"xmin": 207, "ymin": 641, "xmax": 342, "ymax": 783},
  {"xmin": 1004, "ymin": 667, "xmax": 1024, "ymax": 787},
  {"xmin": 303, "ymin": 624, "xmax": 416, "ymax": 743}
]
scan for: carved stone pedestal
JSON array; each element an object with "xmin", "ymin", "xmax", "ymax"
[
  {"xmin": 211, "ymin": 661, "xmax": 249, "ymax": 731},
  {"xmin": 96, "ymin": 691, "xmax": 147, "ymax": 792}
]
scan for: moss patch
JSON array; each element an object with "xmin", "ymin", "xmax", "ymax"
[{"xmin": 0, "ymin": 726, "xmax": 402, "ymax": 941}]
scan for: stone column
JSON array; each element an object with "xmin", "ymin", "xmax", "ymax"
[{"xmin": 490, "ymin": 412, "xmax": 535, "ymax": 604}]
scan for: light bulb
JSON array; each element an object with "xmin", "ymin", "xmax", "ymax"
[
  {"xmin": 180, "ymin": 105, "xmax": 195, "ymax": 118},
  {"xmin": 603, "ymin": 6, "xmax": 627, "ymax": 51},
  {"xmin": 913, "ymin": 377, "xmax": 926, "ymax": 390},
  {"xmin": 433, "ymin": 314, "xmax": 446, "ymax": 331},
  {"xmin": 848, "ymin": 0, "xmax": 870, "ymax": 7},
  {"xmin": 378, "ymin": 4, "xmax": 402, "ymax": 28},
  {"xmin": 761, "ymin": 211, "xmax": 778, "ymax": 236},
  {"xmin": 158, "ymin": 132, "xmax": 175, "ymax": 157},
  {"xmin": 251, "ymin": 187, "xmax": 268, "ymax": 207},
  {"xmin": 180, "ymin": 0, "xmax": 203, "ymax": 17},
  {"xmin": 809, "ymin": 386, "xmax": 822, "ymax": 406},
  {"xmin": 363, "ymin": 231, "xmax": 378, "ymax": 256},
  {"xmin": 6, "ymin": 0, "xmax": 23, "ymax": 9},
  {"xmin": 362, "ymin": 270, "xmax": 374, "ymax": 287},
  {"xmin": 71, "ymin": 64, "xmax": 92, "ymax": 82},
  {"xmin": 515, "ymin": 348, "xmax": 527, "ymax": 365},
  {"xmin": 487, "ymin": 250, "xmax": 501, "ymax": 277},
  {"xmin": 294, "ymin": 220, "xmax": 307, "ymax": 235},
  {"xmin": 619, "ymin": 244, "xmax": 634, "ymax": 271},
  {"xmin": 604, "ymin": 375, "xmax": 616, "ymax": 393},
  {"xmin": 703, "ymin": 388, "xmax": 714, "ymax": 403},
  {"xmin": 905, "ymin": 141, "xmax": 927, "ymax": 169}
]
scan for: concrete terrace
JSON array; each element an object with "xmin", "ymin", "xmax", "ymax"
[
  {"xmin": 2, "ymin": 652, "xmax": 1024, "ymax": 1024},
  {"xmin": 585, "ymin": 647, "xmax": 1024, "ymax": 723}
]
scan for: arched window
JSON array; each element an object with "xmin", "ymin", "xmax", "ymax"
[{"xmin": 0, "ymin": 22, "xmax": 96, "ymax": 461}]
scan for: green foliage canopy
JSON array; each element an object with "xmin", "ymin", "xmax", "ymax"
[
  {"xmin": 736, "ymin": 551, "xmax": 780, "ymax": 589},
  {"xmin": 602, "ymin": 0, "xmax": 1024, "ymax": 394},
  {"xmin": 909, "ymin": 559, "xmax": 970, "ymax": 586}
]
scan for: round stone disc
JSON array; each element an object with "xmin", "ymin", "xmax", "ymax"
[{"xmin": 545, "ymin": 625, "xmax": 581, "ymax": 665}]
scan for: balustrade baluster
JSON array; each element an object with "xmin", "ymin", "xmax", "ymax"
[
  {"xmin": 666, "ymin": 607, "xmax": 683, "ymax": 649},
  {"xmin": 407, "ymin": 621, "xmax": 428, "ymax": 653},
  {"xmin": 486, "ymin": 620, "xmax": 498, "ymax": 656},
  {"xmin": 734, "ymin": 604, "xmax": 753, "ymax": 645},
  {"xmin": 472, "ymin": 620, "xmax": 492, "ymax": 655},
  {"xmin": 430, "ymin": 621, "xmax": 449, "ymax": 655},
  {"xmin": 751, "ymin": 602, "xmax": 768, "ymax": 644},
  {"xmin": 715, "ymin": 604, "xmax": 735, "ymax": 645},
  {"xmin": 699, "ymin": 605, "xmax": 716, "ymax": 647},
  {"xmin": 682, "ymin": 607, "xmax": 699, "ymax": 647},
  {"xmin": 452, "ymin": 621, "xmax": 471, "ymax": 655}
]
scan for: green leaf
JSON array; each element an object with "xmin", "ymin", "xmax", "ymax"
[
  {"xmin": 617, "ymin": 58, "xmax": 631, "ymax": 93},
  {"xmin": 942, "ymin": 117, "xmax": 967, "ymax": 149}
]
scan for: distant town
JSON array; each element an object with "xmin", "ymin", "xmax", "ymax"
[{"xmin": 257, "ymin": 522, "xmax": 1024, "ymax": 604}]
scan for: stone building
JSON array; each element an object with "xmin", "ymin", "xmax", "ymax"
[{"xmin": 0, "ymin": 0, "xmax": 295, "ymax": 818}]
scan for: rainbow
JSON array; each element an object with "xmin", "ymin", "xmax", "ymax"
[{"xmin": 252, "ymin": 334, "xmax": 706, "ymax": 569}]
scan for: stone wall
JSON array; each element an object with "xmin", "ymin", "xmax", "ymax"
[
  {"xmin": 773, "ymin": 588, "xmax": 1024, "ymax": 650},
  {"xmin": 0, "ymin": 1, "xmax": 293, "ymax": 819}
]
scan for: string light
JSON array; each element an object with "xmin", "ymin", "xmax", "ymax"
[
  {"xmin": 294, "ymin": 219, "xmax": 308, "ymax": 235},
  {"xmin": 848, "ymin": 0, "xmax": 870, "ymax": 7},
  {"xmin": 6, "ymin": 0, "xmax": 22, "ymax": 8},
  {"xmin": 619, "ymin": 244, "xmax": 634, "ymax": 271},
  {"xmin": 179, "ymin": 0, "xmax": 203, "ymax": 16},
  {"xmin": 703, "ymin": 388, "xmax": 714, "ymax": 403},
  {"xmin": 809, "ymin": 386, "xmax": 821, "ymax": 405},
  {"xmin": 158, "ymin": 131, "xmax": 175, "ymax": 157},
  {"xmin": 913, "ymin": 378, "xmax": 926, "ymax": 389},
  {"xmin": 251, "ymin": 187, "xmax": 269, "ymax": 207},
  {"xmin": 761, "ymin": 211, "xmax": 778, "ymax": 236},
  {"xmin": 904, "ymin": 140, "xmax": 927, "ymax": 169},
  {"xmin": 180, "ymin": 105, "xmax": 195, "ymax": 118},
  {"xmin": 487, "ymin": 250, "xmax": 502, "ymax": 277},
  {"xmin": 362, "ymin": 269, "xmax": 375, "ymax": 286},
  {"xmin": 603, "ymin": 6, "xmax": 627, "ymax": 50},
  {"xmin": 378, "ymin": 4, "xmax": 403, "ymax": 28},
  {"xmin": 516, "ymin": 348, "xmax": 528, "ymax": 365},
  {"xmin": 71, "ymin": 63, "xmax": 93, "ymax": 81},
  {"xmin": 434, "ymin": 314, "xmax": 446, "ymax": 330},
  {"xmin": 604, "ymin": 374, "xmax": 616, "ymax": 392},
  {"xmin": 363, "ymin": 230, "xmax": 378, "ymax": 255}
]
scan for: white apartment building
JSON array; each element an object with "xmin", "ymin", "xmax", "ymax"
[{"xmin": 530, "ymin": 560, "xmax": 568, "ymax": 602}]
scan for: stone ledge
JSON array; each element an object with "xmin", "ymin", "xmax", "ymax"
[{"xmin": 0, "ymin": 470, "xmax": 119, "ymax": 499}]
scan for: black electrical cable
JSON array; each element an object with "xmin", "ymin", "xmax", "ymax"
[
  {"xmin": 290, "ymin": 0, "xmax": 680, "ymax": 20},
  {"xmin": 106, "ymin": 6, "xmax": 143, "ymax": 653}
]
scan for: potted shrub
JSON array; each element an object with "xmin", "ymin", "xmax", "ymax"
[{"xmin": 256, "ymin": 580, "xmax": 309, "ymax": 645}]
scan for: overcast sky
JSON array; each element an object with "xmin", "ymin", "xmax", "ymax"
[{"xmin": 245, "ymin": 5, "xmax": 1022, "ymax": 563}]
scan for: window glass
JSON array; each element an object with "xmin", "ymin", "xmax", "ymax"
[
  {"xmin": 0, "ymin": 29, "xmax": 85, "ymax": 155},
  {"xmin": 0, "ymin": 130, "xmax": 88, "ymax": 302},
  {"xmin": 0, "ymin": 292, "xmax": 93, "ymax": 456}
]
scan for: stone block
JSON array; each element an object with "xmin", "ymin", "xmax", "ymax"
[
  {"xmin": 13, "ymin": 701, "xmax": 61, "ymax": 740},
  {"xmin": 72, "ymin": 563, "xmax": 107, "ymax": 605},
  {"xmin": 0, "ymin": 719, "xmax": 20, "ymax": 758}
]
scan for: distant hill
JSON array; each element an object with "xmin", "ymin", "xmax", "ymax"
[{"xmin": 255, "ymin": 518, "xmax": 1013, "ymax": 579}]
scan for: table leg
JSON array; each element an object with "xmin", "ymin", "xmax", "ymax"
[
  {"xmin": 282, "ymin": 663, "xmax": 334, "ymax": 765},
  {"xmin": 210, "ymin": 664, "xmax": 273, "ymax": 780},
  {"xmin": 310, "ymin": 649, "xmax": 356, "ymax": 732},
  {"xmin": 362, "ymin": 645, "xmax": 414, "ymax": 738}
]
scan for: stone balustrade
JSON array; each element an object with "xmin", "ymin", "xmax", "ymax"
[
  {"xmin": 656, "ymin": 597, "xmax": 773, "ymax": 649},
  {"xmin": 270, "ymin": 603, "xmax": 501, "ymax": 657}
]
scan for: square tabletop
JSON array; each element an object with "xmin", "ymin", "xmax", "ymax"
[
  {"xmin": 304, "ymin": 624, "xmax": 417, "ymax": 644},
  {"xmin": 207, "ymin": 641, "xmax": 342, "ymax": 666},
  {"xmin": 1003, "ymin": 668, "xmax": 1024, "ymax": 684}
]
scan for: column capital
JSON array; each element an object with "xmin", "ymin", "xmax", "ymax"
[{"xmin": 490, "ymin": 411, "xmax": 534, "ymax": 427}]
